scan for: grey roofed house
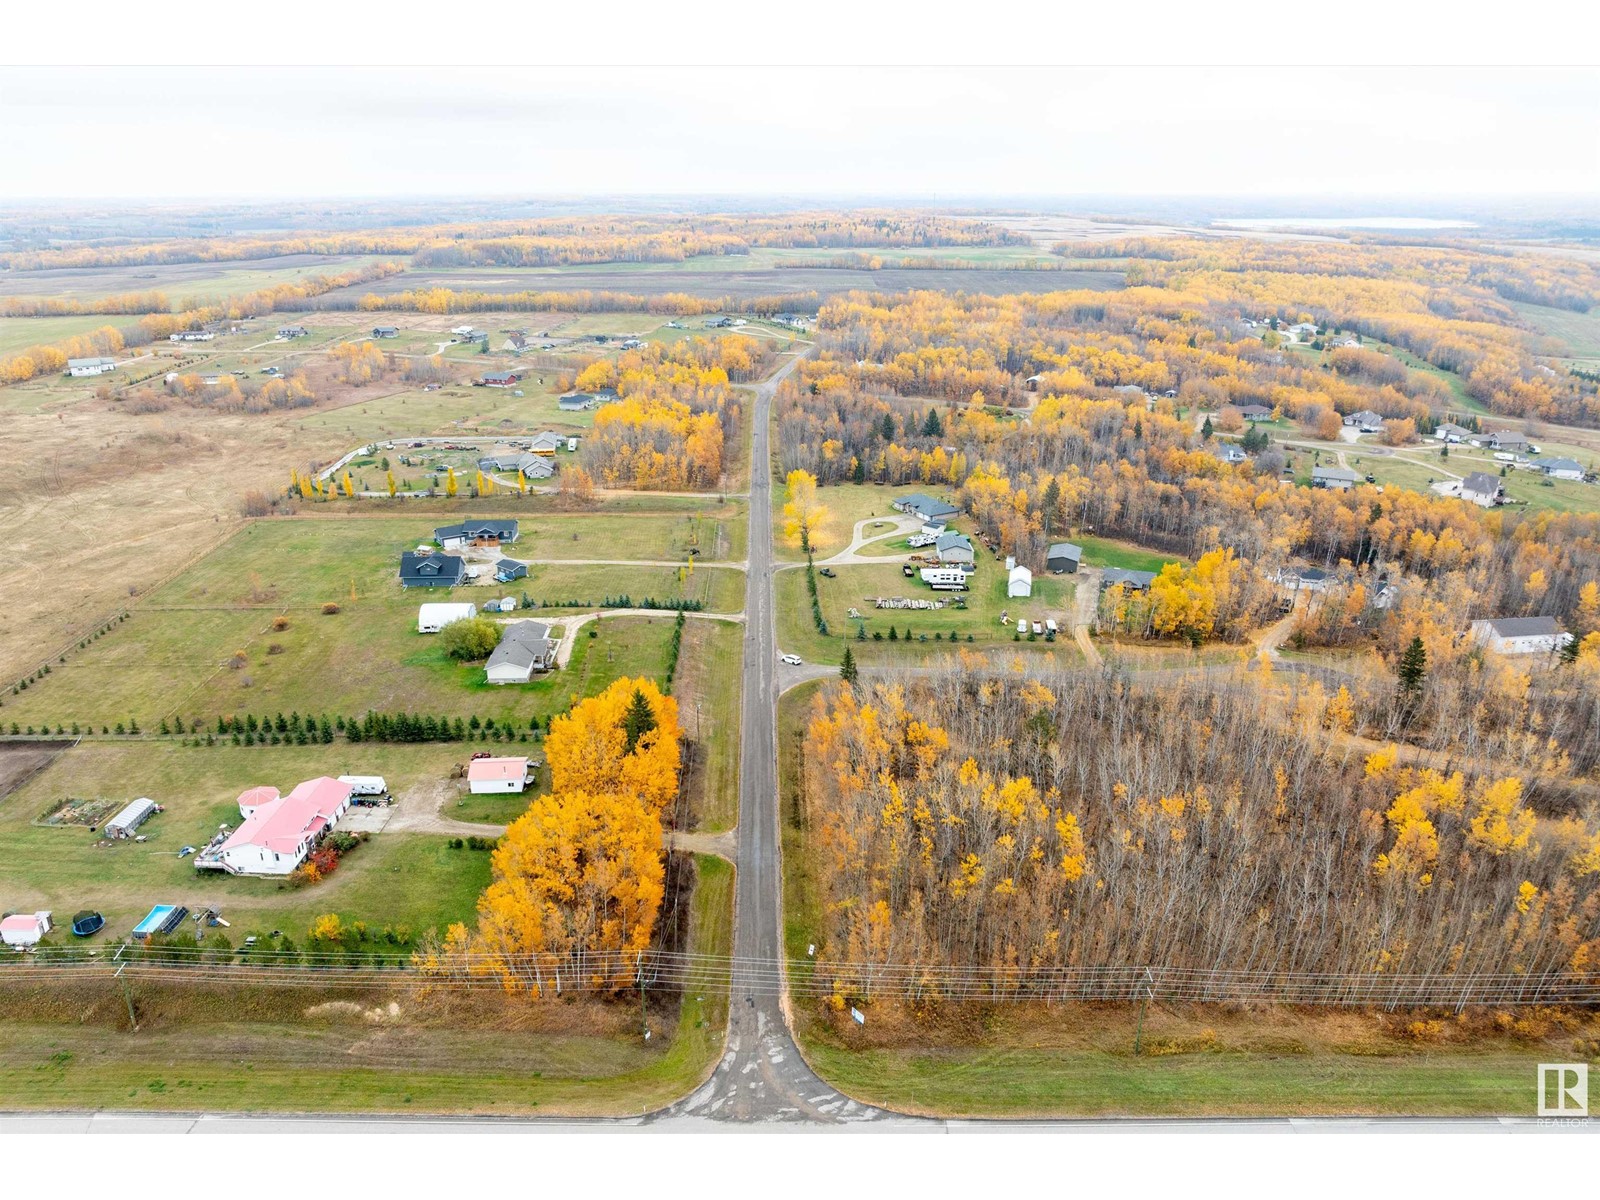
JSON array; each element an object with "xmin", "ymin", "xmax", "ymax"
[
  {"xmin": 1046, "ymin": 542, "xmax": 1083, "ymax": 573},
  {"xmin": 496, "ymin": 559, "xmax": 529, "ymax": 583},
  {"xmin": 558, "ymin": 392, "xmax": 595, "ymax": 410},
  {"xmin": 594, "ymin": 387, "xmax": 621, "ymax": 403},
  {"xmin": 895, "ymin": 492, "xmax": 960, "ymax": 522},
  {"xmin": 1460, "ymin": 471, "xmax": 1503, "ymax": 505},
  {"xmin": 529, "ymin": 431, "xmax": 564, "ymax": 453},
  {"xmin": 1540, "ymin": 457, "xmax": 1585, "ymax": 477},
  {"xmin": 486, "ymin": 620, "xmax": 556, "ymax": 679},
  {"xmin": 372, "ymin": 326, "xmax": 399, "ymax": 337},
  {"xmin": 1100, "ymin": 567, "xmax": 1158, "ymax": 590},
  {"xmin": 1478, "ymin": 615, "xmax": 1561, "ymax": 639},
  {"xmin": 1233, "ymin": 404, "xmax": 1274, "ymax": 421},
  {"xmin": 934, "ymin": 531, "xmax": 974, "ymax": 563},
  {"xmin": 522, "ymin": 457, "xmax": 555, "ymax": 480},
  {"xmin": 1488, "ymin": 430, "xmax": 1530, "ymax": 449},
  {"xmin": 1212, "ymin": 443, "xmax": 1248, "ymax": 465},
  {"xmin": 434, "ymin": 518, "xmax": 520, "ymax": 546},
  {"xmin": 1345, "ymin": 409, "xmax": 1385, "ymax": 429},
  {"xmin": 1433, "ymin": 422, "xmax": 1474, "ymax": 440},
  {"xmin": 478, "ymin": 449, "xmax": 547, "ymax": 477},
  {"xmin": 1312, "ymin": 465, "xmax": 1361, "ymax": 489},
  {"xmin": 399, "ymin": 551, "xmax": 466, "ymax": 588}
]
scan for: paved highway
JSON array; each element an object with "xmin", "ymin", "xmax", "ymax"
[{"xmin": 660, "ymin": 346, "xmax": 891, "ymax": 1125}]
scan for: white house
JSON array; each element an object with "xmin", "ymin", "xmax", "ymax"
[
  {"xmin": 1007, "ymin": 565, "xmax": 1033, "ymax": 598},
  {"xmin": 1460, "ymin": 471, "xmax": 1504, "ymax": 508},
  {"xmin": 468, "ymin": 756, "xmax": 531, "ymax": 794},
  {"xmin": 1344, "ymin": 410, "xmax": 1385, "ymax": 433},
  {"xmin": 1470, "ymin": 616, "xmax": 1572, "ymax": 656},
  {"xmin": 1432, "ymin": 422, "xmax": 1473, "ymax": 443},
  {"xmin": 235, "ymin": 785, "xmax": 280, "ymax": 819},
  {"xmin": 204, "ymin": 777, "xmax": 352, "ymax": 876},
  {"xmin": 1539, "ymin": 458, "xmax": 1586, "ymax": 481},
  {"xmin": 418, "ymin": 602, "xmax": 477, "ymax": 634},
  {"xmin": 0, "ymin": 911, "xmax": 51, "ymax": 948},
  {"xmin": 67, "ymin": 356, "xmax": 117, "ymax": 377},
  {"xmin": 485, "ymin": 621, "xmax": 556, "ymax": 684}
]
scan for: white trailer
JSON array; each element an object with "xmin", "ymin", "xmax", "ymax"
[
  {"xmin": 337, "ymin": 775, "xmax": 388, "ymax": 796},
  {"xmin": 1045, "ymin": 619, "xmax": 1059, "ymax": 635},
  {"xmin": 919, "ymin": 567, "xmax": 969, "ymax": 591}
]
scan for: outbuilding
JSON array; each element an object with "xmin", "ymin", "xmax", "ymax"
[
  {"xmin": 1007, "ymin": 565, "xmax": 1033, "ymax": 598},
  {"xmin": 468, "ymin": 756, "xmax": 531, "ymax": 793},
  {"xmin": 418, "ymin": 602, "xmax": 479, "ymax": 633},
  {"xmin": 105, "ymin": 797, "xmax": 159, "ymax": 839},
  {"xmin": 1470, "ymin": 616, "xmax": 1572, "ymax": 656},
  {"xmin": 1046, "ymin": 542, "xmax": 1082, "ymax": 574},
  {"xmin": 371, "ymin": 326, "xmax": 400, "ymax": 338},
  {"xmin": 0, "ymin": 911, "xmax": 52, "ymax": 948}
]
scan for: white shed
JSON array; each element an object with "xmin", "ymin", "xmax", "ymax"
[
  {"xmin": 418, "ymin": 602, "xmax": 477, "ymax": 634},
  {"xmin": 1008, "ymin": 565, "xmax": 1033, "ymax": 598},
  {"xmin": 467, "ymin": 757, "xmax": 530, "ymax": 794},
  {"xmin": 0, "ymin": 911, "xmax": 52, "ymax": 947}
]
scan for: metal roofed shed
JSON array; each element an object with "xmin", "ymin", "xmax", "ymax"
[{"xmin": 105, "ymin": 797, "xmax": 159, "ymax": 839}]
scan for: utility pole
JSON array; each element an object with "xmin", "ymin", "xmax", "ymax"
[
  {"xmin": 1133, "ymin": 967, "xmax": 1154, "ymax": 1057},
  {"xmin": 113, "ymin": 942, "xmax": 138, "ymax": 1032}
]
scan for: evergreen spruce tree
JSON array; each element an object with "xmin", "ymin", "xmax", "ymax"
[{"xmin": 839, "ymin": 644, "xmax": 858, "ymax": 685}]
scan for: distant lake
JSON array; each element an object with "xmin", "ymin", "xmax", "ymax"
[{"xmin": 1214, "ymin": 217, "xmax": 1478, "ymax": 230}]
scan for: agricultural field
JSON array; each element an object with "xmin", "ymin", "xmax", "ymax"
[
  {"xmin": 774, "ymin": 560, "xmax": 1079, "ymax": 665},
  {"xmin": 1514, "ymin": 300, "xmax": 1600, "ymax": 362},
  {"xmin": 0, "ymin": 254, "xmax": 398, "ymax": 302}
]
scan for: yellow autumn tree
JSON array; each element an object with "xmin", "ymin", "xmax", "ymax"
[
  {"xmin": 782, "ymin": 468, "xmax": 829, "ymax": 551},
  {"xmin": 545, "ymin": 676, "xmax": 681, "ymax": 813}
]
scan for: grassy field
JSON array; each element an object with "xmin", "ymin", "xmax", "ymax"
[
  {"xmin": 1074, "ymin": 534, "xmax": 1185, "ymax": 573},
  {"xmin": 0, "ymin": 314, "xmax": 139, "ymax": 357},
  {"xmin": 1514, "ymin": 300, "xmax": 1600, "ymax": 361},
  {"xmin": 0, "ymin": 852, "xmax": 733, "ymax": 1116},
  {"xmin": 0, "ymin": 740, "xmax": 490, "ymax": 939},
  {"xmin": 671, "ymin": 620, "xmax": 744, "ymax": 833},
  {"xmin": 775, "ymin": 560, "xmax": 1080, "ymax": 665}
]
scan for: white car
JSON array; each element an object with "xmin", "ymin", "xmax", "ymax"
[{"xmin": 781, "ymin": 654, "xmax": 803, "ymax": 666}]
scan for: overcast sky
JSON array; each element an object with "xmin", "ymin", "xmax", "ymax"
[{"xmin": 2, "ymin": 66, "xmax": 1597, "ymax": 202}]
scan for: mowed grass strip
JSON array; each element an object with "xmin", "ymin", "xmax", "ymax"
[{"xmin": 671, "ymin": 620, "xmax": 744, "ymax": 833}]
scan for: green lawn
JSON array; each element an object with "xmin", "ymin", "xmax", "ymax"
[
  {"xmin": 775, "ymin": 560, "xmax": 1080, "ymax": 665},
  {"xmin": 0, "ymin": 852, "xmax": 734, "ymax": 1117},
  {"xmin": 0, "ymin": 740, "xmax": 490, "ymax": 940},
  {"xmin": 520, "ymin": 562, "xmax": 744, "ymax": 613},
  {"xmin": 774, "ymin": 482, "xmax": 932, "ymax": 562},
  {"xmin": 1073, "ymin": 534, "xmax": 1185, "ymax": 573},
  {"xmin": 3, "ymin": 596, "xmax": 679, "ymax": 731}
]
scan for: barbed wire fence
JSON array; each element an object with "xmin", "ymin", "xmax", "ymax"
[{"xmin": 7, "ymin": 946, "xmax": 1598, "ymax": 1012}]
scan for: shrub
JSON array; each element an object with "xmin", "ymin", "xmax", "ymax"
[
  {"xmin": 321, "ymin": 602, "xmax": 341, "ymax": 615},
  {"xmin": 438, "ymin": 616, "xmax": 502, "ymax": 662},
  {"xmin": 270, "ymin": 616, "xmax": 290, "ymax": 631}
]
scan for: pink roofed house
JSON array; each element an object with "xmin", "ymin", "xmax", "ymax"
[
  {"xmin": 467, "ymin": 756, "xmax": 531, "ymax": 794},
  {"xmin": 205, "ymin": 777, "xmax": 353, "ymax": 876}
]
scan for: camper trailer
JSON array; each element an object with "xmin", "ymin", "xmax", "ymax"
[
  {"xmin": 919, "ymin": 566, "xmax": 969, "ymax": 591},
  {"xmin": 337, "ymin": 775, "xmax": 388, "ymax": 797}
]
